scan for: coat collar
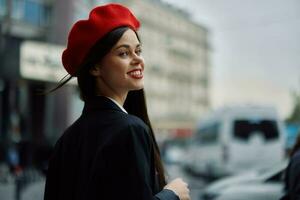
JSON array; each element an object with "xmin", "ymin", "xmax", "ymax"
[{"xmin": 82, "ymin": 96, "xmax": 126, "ymax": 114}]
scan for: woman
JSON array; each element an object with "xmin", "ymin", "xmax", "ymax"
[
  {"xmin": 44, "ymin": 3, "xmax": 190, "ymax": 200},
  {"xmin": 281, "ymin": 132, "xmax": 300, "ymax": 200}
]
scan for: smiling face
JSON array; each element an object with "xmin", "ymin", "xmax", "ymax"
[{"xmin": 91, "ymin": 28, "xmax": 145, "ymax": 101}]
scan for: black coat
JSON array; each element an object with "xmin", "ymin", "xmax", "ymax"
[{"xmin": 44, "ymin": 96, "xmax": 178, "ymax": 200}]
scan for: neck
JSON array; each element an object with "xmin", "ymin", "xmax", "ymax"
[
  {"xmin": 95, "ymin": 83, "xmax": 127, "ymax": 106},
  {"xmin": 94, "ymin": 75, "xmax": 130, "ymax": 105},
  {"xmin": 96, "ymin": 89, "xmax": 127, "ymax": 106},
  {"xmin": 104, "ymin": 93, "xmax": 127, "ymax": 106}
]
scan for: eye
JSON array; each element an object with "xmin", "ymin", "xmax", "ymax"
[
  {"xmin": 119, "ymin": 51, "xmax": 129, "ymax": 58},
  {"xmin": 135, "ymin": 48, "xmax": 142, "ymax": 56}
]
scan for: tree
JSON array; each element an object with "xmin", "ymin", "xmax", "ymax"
[{"xmin": 286, "ymin": 89, "xmax": 300, "ymax": 124}]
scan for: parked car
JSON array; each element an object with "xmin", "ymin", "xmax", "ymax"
[
  {"xmin": 185, "ymin": 105, "xmax": 286, "ymax": 179},
  {"xmin": 201, "ymin": 161, "xmax": 287, "ymax": 200},
  {"xmin": 161, "ymin": 137, "xmax": 190, "ymax": 166}
]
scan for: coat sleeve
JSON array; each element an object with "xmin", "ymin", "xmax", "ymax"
[{"xmin": 87, "ymin": 122, "xmax": 179, "ymax": 200}]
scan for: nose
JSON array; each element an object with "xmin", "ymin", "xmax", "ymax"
[{"xmin": 131, "ymin": 53, "xmax": 144, "ymax": 66}]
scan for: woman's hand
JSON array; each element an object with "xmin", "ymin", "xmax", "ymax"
[{"xmin": 164, "ymin": 178, "xmax": 190, "ymax": 200}]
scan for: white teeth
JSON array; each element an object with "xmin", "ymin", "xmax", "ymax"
[{"xmin": 129, "ymin": 70, "xmax": 141, "ymax": 76}]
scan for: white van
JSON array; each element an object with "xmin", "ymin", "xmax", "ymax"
[{"xmin": 185, "ymin": 105, "xmax": 286, "ymax": 179}]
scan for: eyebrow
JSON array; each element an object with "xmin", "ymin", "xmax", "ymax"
[{"xmin": 114, "ymin": 43, "xmax": 141, "ymax": 51}]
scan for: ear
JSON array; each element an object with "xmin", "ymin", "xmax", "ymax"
[{"xmin": 89, "ymin": 64, "xmax": 102, "ymax": 77}]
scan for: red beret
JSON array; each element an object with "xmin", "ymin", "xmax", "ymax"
[{"xmin": 62, "ymin": 3, "xmax": 140, "ymax": 75}]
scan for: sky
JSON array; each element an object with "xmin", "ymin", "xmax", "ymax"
[{"xmin": 161, "ymin": 0, "xmax": 300, "ymax": 119}]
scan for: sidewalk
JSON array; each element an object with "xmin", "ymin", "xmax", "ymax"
[
  {"xmin": 0, "ymin": 181, "xmax": 15, "ymax": 200},
  {"xmin": 0, "ymin": 179, "xmax": 45, "ymax": 200},
  {"xmin": 0, "ymin": 164, "xmax": 45, "ymax": 200},
  {"xmin": 21, "ymin": 179, "xmax": 45, "ymax": 200}
]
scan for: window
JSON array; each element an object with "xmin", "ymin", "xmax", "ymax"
[
  {"xmin": 12, "ymin": 0, "xmax": 24, "ymax": 20},
  {"xmin": 10, "ymin": 0, "xmax": 51, "ymax": 26},
  {"xmin": 24, "ymin": 0, "xmax": 40, "ymax": 25},
  {"xmin": 195, "ymin": 123, "xmax": 220, "ymax": 144},
  {"xmin": 233, "ymin": 120, "xmax": 279, "ymax": 141},
  {"xmin": 24, "ymin": 0, "xmax": 51, "ymax": 26},
  {"xmin": 0, "ymin": 0, "xmax": 6, "ymax": 17}
]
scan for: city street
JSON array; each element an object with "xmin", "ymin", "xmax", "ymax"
[{"xmin": 0, "ymin": 0, "xmax": 299, "ymax": 199}]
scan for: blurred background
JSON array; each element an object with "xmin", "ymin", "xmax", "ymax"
[{"xmin": 0, "ymin": 0, "xmax": 299, "ymax": 199}]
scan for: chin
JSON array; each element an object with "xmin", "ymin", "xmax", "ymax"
[
  {"xmin": 130, "ymin": 83, "xmax": 144, "ymax": 91},
  {"xmin": 130, "ymin": 80, "xmax": 144, "ymax": 91},
  {"xmin": 133, "ymin": 85, "xmax": 144, "ymax": 91}
]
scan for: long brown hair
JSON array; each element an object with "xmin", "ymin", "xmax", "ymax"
[
  {"xmin": 124, "ymin": 89, "xmax": 166, "ymax": 188},
  {"xmin": 52, "ymin": 26, "xmax": 167, "ymax": 189}
]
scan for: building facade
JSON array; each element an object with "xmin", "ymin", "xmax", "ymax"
[
  {"xmin": 0, "ymin": 0, "xmax": 101, "ymax": 170},
  {"xmin": 121, "ymin": 0, "xmax": 211, "ymax": 134}
]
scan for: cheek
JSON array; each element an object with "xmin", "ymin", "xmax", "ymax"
[
  {"xmin": 111, "ymin": 61, "xmax": 128, "ymax": 75},
  {"xmin": 100, "ymin": 58, "xmax": 129, "ymax": 81},
  {"xmin": 104, "ymin": 65, "xmax": 126, "ymax": 84}
]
